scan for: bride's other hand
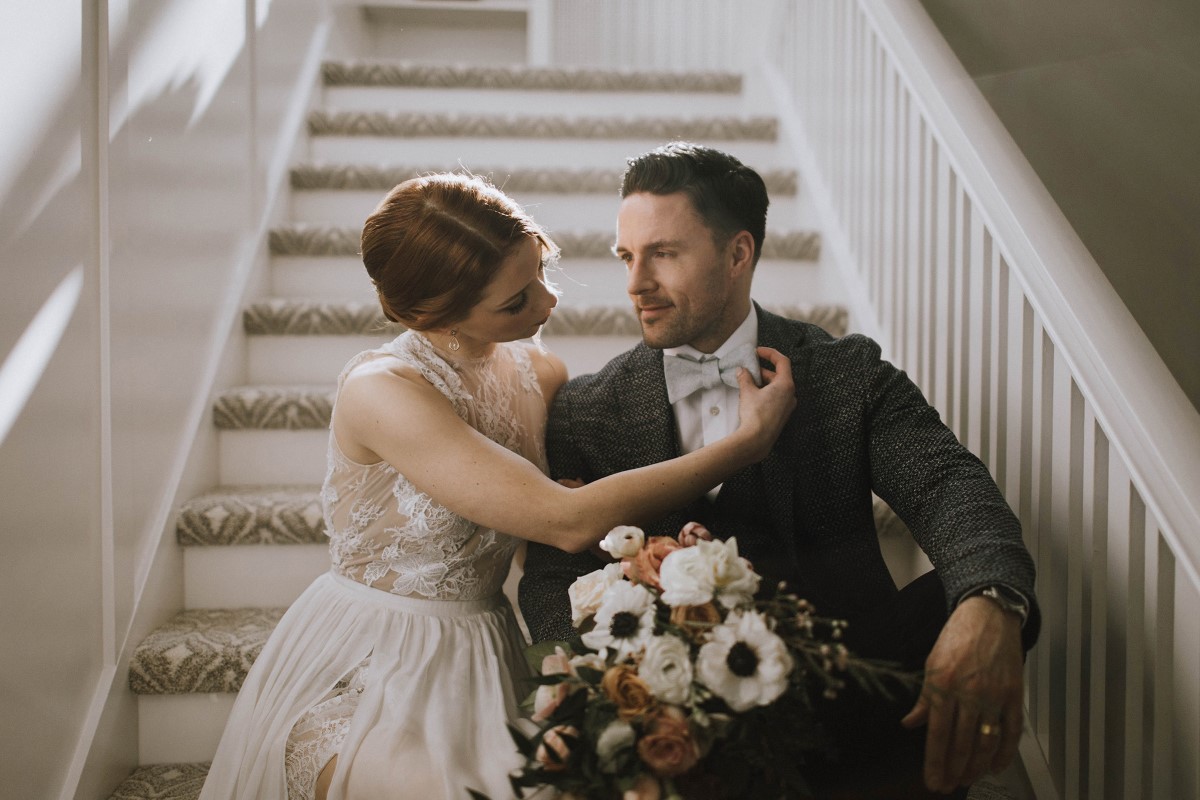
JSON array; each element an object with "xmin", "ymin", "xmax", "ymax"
[{"xmin": 733, "ymin": 346, "xmax": 795, "ymax": 459}]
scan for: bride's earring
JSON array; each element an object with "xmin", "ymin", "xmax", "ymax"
[{"xmin": 448, "ymin": 329, "xmax": 461, "ymax": 352}]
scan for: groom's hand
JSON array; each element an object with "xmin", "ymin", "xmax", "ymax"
[{"xmin": 901, "ymin": 597, "xmax": 1024, "ymax": 793}]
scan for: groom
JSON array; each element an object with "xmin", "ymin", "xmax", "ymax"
[{"xmin": 519, "ymin": 142, "xmax": 1039, "ymax": 797}]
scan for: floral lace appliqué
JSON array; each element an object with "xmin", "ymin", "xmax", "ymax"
[{"xmin": 321, "ymin": 332, "xmax": 543, "ymax": 601}]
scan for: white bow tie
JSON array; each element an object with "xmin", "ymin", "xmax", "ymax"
[{"xmin": 663, "ymin": 343, "xmax": 762, "ymax": 404}]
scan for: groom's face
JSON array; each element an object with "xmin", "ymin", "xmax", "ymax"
[{"xmin": 615, "ymin": 191, "xmax": 746, "ymax": 353}]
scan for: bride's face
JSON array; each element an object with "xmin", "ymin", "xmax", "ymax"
[{"xmin": 449, "ymin": 236, "xmax": 558, "ymax": 348}]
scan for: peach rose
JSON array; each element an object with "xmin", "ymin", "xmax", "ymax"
[
  {"xmin": 669, "ymin": 602, "xmax": 722, "ymax": 642},
  {"xmin": 601, "ymin": 664, "xmax": 656, "ymax": 720},
  {"xmin": 536, "ymin": 725, "xmax": 580, "ymax": 772},
  {"xmin": 625, "ymin": 536, "xmax": 682, "ymax": 589},
  {"xmin": 636, "ymin": 706, "xmax": 700, "ymax": 778}
]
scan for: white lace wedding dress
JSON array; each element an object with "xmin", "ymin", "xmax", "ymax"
[{"xmin": 200, "ymin": 331, "xmax": 550, "ymax": 800}]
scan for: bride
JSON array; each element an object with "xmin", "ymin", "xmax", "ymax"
[{"xmin": 198, "ymin": 173, "xmax": 795, "ymax": 800}]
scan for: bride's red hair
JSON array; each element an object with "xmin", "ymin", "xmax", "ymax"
[{"xmin": 361, "ymin": 173, "xmax": 557, "ymax": 331}]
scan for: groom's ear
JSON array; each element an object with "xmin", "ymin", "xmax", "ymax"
[{"xmin": 727, "ymin": 230, "xmax": 756, "ymax": 277}]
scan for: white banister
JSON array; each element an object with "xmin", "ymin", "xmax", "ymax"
[{"xmin": 761, "ymin": 0, "xmax": 1200, "ymax": 796}]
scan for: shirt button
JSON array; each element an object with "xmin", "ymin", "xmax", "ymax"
[{"xmin": 709, "ymin": 405, "xmax": 720, "ymax": 416}]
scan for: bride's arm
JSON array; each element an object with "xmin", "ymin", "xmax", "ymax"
[{"xmin": 334, "ymin": 348, "xmax": 795, "ymax": 553}]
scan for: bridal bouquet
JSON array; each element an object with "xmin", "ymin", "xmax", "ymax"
[{"xmin": 496, "ymin": 525, "xmax": 917, "ymax": 800}]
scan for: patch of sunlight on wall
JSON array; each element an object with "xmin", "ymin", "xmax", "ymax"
[
  {"xmin": 0, "ymin": 267, "xmax": 84, "ymax": 447},
  {"xmin": 0, "ymin": 1, "xmax": 80, "ymax": 206},
  {"xmin": 128, "ymin": 0, "xmax": 247, "ymax": 127}
]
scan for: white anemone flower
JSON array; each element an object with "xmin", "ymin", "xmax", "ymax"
[
  {"xmin": 696, "ymin": 610, "xmax": 793, "ymax": 712},
  {"xmin": 580, "ymin": 581, "xmax": 656, "ymax": 661}
]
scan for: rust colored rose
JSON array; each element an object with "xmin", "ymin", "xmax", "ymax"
[
  {"xmin": 536, "ymin": 725, "xmax": 580, "ymax": 772},
  {"xmin": 627, "ymin": 536, "xmax": 682, "ymax": 589},
  {"xmin": 669, "ymin": 602, "xmax": 721, "ymax": 642},
  {"xmin": 601, "ymin": 664, "xmax": 657, "ymax": 720},
  {"xmin": 636, "ymin": 706, "xmax": 700, "ymax": 778}
]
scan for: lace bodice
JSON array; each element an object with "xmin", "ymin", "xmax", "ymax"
[{"xmin": 321, "ymin": 331, "xmax": 549, "ymax": 601}]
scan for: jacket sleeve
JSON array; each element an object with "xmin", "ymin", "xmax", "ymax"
[
  {"xmin": 518, "ymin": 380, "xmax": 608, "ymax": 643},
  {"xmin": 856, "ymin": 336, "xmax": 1041, "ymax": 649}
]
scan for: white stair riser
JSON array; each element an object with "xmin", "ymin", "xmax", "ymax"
[
  {"xmin": 245, "ymin": 333, "xmax": 639, "ymax": 386},
  {"xmin": 220, "ymin": 430, "xmax": 329, "ymax": 485},
  {"xmin": 139, "ymin": 694, "xmax": 236, "ymax": 764},
  {"xmin": 289, "ymin": 189, "xmax": 804, "ymax": 231},
  {"xmin": 541, "ymin": 335, "xmax": 642, "ymax": 377},
  {"xmin": 269, "ymin": 257, "xmax": 825, "ymax": 306},
  {"xmin": 307, "ymin": 137, "xmax": 787, "ymax": 170},
  {"xmin": 184, "ymin": 544, "xmax": 330, "ymax": 608},
  {"xmin": 323, "ymin": 86, "xmax": 750, "ymax": 117},
  {"xmin": 248, "ymin": 335, "xmax": 389, "ymax": 384},
  {"xmin": 270, "ymin": 255, "xmax": 375, "ymax": 299}
]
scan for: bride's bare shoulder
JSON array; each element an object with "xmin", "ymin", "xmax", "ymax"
[
  {"xmin": 526, "ymin": 345, "xmax": 569, "ymax": 400},
  {"xmin": 338, "ymin": 355, "xmax": 442, "ymax": 409}
]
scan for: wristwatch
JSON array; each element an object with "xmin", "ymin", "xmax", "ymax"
[{"xmin": 968, "ymin": 584, "xmax": 1030, "ymax": 626}]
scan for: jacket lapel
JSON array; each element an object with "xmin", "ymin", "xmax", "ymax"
[{"xmin": 751, "ymin": 306, "xmax": 802, "ymax": 544}]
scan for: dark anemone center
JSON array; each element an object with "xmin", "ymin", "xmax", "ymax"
[
  {"xmin": 610, "ymin": 611, "xmax": 640, "ymax": 638},
  {"xmin": 726, "ymin": 642, "xmax": 759, "ymax": 677}
]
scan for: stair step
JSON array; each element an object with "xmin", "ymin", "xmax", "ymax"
[
  {"xmin": 213, "ymin": 386, "xmax": 334, "ymax": 431},
  {"xmin": 267, "ymin": 254, "xmax": 829, "ymax": 308},
  {"xmin": 185, "ymin": 544, "xmax": 329, "ymax": 609},
  {"xmin": 307, "ymin": 110, "xmax": 777, "ymax": 141},
  {"xmin": 130, "ymin": 608, "xmax": 286, "ymax": 696},
  {"xmin": 178, "ymin": 486, "xmax": 325, "ymax": 546},
  {"xmin": 239, "ymin": 302, "xmax": 848, "ymax": 386},
  {"xmin": 268, "ymin": 224, "xmax": 820, "ymax": 260},
  {"xmin": 289, "ymin": 189, "xmax": 806, "ymax": 232},
  {"xmin": 290, "ymin": 164, "xmax": 798, "ymax": 195},
  {"xmin": 243, "ymin": 300, "xmax": 847, "ymax": 339},
  {"xmin": 321, "ymin": 60, "xmax": 743, "ymax": 93},
  {"xmin": 307, "ymin": 134, "xmax": 787, "ymax": 168},
  {"xmin": 219, "ymin": 430, "xmax": 328, "ymax": 486},
  {"xmin": 107, "ymin": 762, "xmax": 209, "ymax": 800}
]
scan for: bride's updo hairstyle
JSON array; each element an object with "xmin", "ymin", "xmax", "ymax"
[{"xmin": 361, "ymin": 173, "xmax": 557, "ymax": 331}]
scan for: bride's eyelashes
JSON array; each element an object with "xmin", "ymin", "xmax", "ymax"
[{"xmin": 504, "ymin": 295, "xmax": 529, "ymax": 314}]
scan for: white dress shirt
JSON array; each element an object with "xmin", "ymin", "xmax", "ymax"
[{"xmin": 663, "ymin": 310, "xmax": 758, "ymax": 497}]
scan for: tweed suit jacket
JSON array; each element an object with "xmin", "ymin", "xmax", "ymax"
[{"xmin": 519, "ymin": 306, "xmax": 1040, "ymax": 649}]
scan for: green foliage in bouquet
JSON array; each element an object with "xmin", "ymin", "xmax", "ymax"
[{"xmin": 491, "ymin": 527, "xmax": 919, "ymax": 800}]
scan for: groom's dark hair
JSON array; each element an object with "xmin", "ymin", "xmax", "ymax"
[{"xmin": 620, "ymin": 141, "xmax": 769, "ymax": 266}]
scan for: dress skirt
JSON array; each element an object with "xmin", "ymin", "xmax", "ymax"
[{"xmin": 199, "ymin": 571, "xmax": 535, "ymax": 800}]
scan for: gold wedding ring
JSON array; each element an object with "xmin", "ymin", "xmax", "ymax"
[{"xmin": 979, "ymin": 722, "xmax": 1001, "ymax": 737}]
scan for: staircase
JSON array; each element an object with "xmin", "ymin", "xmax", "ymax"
[
  {"xmin": 101, "ymin": 7, "xmax": 838, "ymax": 798},
  {"xmin": 104, "ymin": 5, "xmax": 1028, "ymax": 798}
]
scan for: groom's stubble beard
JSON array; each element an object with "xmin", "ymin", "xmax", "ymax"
[{"xmin": 636, "ymin": 285, "xmax": 743, "ymax": 352}]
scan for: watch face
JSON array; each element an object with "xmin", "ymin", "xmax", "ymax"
[{"xmin": 982, "ymin": 586, "xmax": 1028, "ymax": 621}]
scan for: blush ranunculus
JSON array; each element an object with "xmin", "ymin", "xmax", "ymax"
[
  {"xmin": 677, "ymin": 521, "xmax": 713, "ymax": 547},
  {"xmin": 536, "ymin": 725, "xmax": 580, "ymax": 772}
]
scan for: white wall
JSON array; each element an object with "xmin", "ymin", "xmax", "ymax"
[{"xmin": 0, "ymin": 1, "xmax": 327, "ymax": 796}]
